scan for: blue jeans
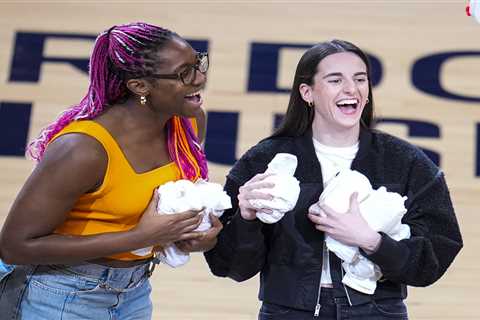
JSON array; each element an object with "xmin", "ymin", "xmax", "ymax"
[
  {"xmin": 258, "ymin": 288, "xmax": 408, "ymax": 320},
  {"xmin": 0, "ymin": 260, "xmax": 153, "ymax": 320}
]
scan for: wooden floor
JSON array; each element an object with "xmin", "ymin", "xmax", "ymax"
[{"xmin": 1, "ymin": 1, "xmax": 479, "ymax": 319}]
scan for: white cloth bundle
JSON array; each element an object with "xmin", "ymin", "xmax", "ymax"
[
  {"xmin": 249, "ymin": 153, "xmax": 301, "ymax": 224},
  {"xmin": 319, "ymin": 169, "xmax": 410, "ymax": 294},
  {"xmin": 469, "ymin": 0, "xmax": 480, "ymax": 23},
  {"xmin": 131, "ymin": 179, "xmax": 231, "ymax": 267}
]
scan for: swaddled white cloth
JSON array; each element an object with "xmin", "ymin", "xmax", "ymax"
[
  {"xmin": 469, "ymin": 0, "xmax": 480, "ymax": 23},
  {"xmin": 249, "ymin": 153, "xmax": 301, "ymax": 224},
  {"xmin": 131, "ymin": 179, "xmax": 231, "ymax": 267},
  {"xmin": 319, "ymin": 169, "xmax": 410, "ymax": 294}
]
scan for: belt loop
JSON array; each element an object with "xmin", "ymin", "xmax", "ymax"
[
  {"xmin": 146, "ymin": 256, "xmax": 161, "ymax": 278},
  {"xmin": 104, "ymin": 266, "xmax": 112, "ymax": 282}
]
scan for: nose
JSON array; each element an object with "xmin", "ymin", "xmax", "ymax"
[
  {"xmin": 342, "ymin": 79, "xmax": 356, "ymax": 94},
  {"xmin": 192, "ymin": 69, "xmax": 207, "ymax": 87}
]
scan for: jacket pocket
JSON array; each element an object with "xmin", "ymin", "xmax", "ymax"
[
  {"xmin": 372, "ymin": 298, "xmax": 408, "ymax": 318},
  {"xmin": 259, "ymin": 302, "xmax": 292, "ymax": 319}
]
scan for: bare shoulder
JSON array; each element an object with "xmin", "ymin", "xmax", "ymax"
[
  {"xmin": 45, "ymin": 133, "xmax": 107, "ymax": 163},
  {"xmin": 0, "ymin": 133, "xmax": 109, "ymax": 255},
  {"xmin": 34, "ymin": 133, "xmax": 108, "ymax": 195}
]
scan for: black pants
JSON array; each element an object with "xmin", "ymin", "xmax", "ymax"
[{"xmin": 258, "ymin": 288, "xmax": 408, "ymax": 320}]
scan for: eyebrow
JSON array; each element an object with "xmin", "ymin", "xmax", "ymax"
[
  {"xmin": 173, "ymin": 63, "xmax": 191, "ymax": 73},
  {"xmin": 173, "ymin": 53, "xmax": 201, "ymax": 72},
  {"xmin": 322, "ymin": 71, "xmax": 368, "ymax": 78}
]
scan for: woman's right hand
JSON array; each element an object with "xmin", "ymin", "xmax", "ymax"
[
  {"xmin": 237, "ymin": 173, "xmax": 275, "ymax": 221},
  {"xmin": 133, "ymin": 191, "xmax": 204, "ymax": 248}
]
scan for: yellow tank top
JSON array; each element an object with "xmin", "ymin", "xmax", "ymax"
[{"xmin": 52, "ymin": 120, "xmax": 189, "ymax": 261}]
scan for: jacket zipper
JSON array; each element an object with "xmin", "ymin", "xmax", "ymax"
[
  {"xmin": 340, "ymin": 263, "xmax": 353, "ymax": 306},
  {"xmin": 314, "ymin": 241, "xmax": 328, "ymax": 317},
  {"xmin": 314, "ymin": 284, "xmax": 322, "ymax": 317}
]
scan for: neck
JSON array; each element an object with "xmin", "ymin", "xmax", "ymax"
[
  {"xmin": 119, "ymin": 98, "xmax": 172, "ymax": 131},
  {"xmin": 311, "ymin": 121, "xmax": 360, "ymax": 147},
  {"xmin": 106, "ymin": 99, "xmax": 174, "ymax": 140}
]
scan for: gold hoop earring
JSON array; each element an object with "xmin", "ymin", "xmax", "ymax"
[
  {"xmin": 308, "ymin": 101, "xmax": 314, "ymax": 108},
  {"xmin": 140, "ymin": 95, "xmax": 147, "ymax": 105}
]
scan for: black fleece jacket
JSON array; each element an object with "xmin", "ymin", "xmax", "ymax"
[{"xmin": 204, "ymin": 128, "xmax": 463, "ymax": 310}]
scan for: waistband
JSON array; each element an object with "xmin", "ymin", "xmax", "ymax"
[
  {"xmin": 319, "ymin": 287, "xmax": 349, "ymax": 306},
  {"xmin": 38, "ymin": 261, "xmax": 153, "ymax": 292}
]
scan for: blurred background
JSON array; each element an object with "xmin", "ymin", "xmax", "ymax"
[{"xmin": 0, "ymin": 1, "xmax": 479, "ymax": 319}]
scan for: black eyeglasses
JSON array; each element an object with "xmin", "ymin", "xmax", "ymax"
[{"xmin": 149, "ymin": 52, "xmax": 209, "ymax": 85}]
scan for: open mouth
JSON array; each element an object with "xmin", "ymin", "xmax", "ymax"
[
  {"xmin": 184, "ymin": 90, "xmax": 203, "ymax": 105},
  {"xmin": 336, "ymin": 98, "xmax": 359, "ymax": 115}
]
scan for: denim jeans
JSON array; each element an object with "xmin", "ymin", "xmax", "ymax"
[
  {"xmin": 258, "ymin": 288, "xmax": 408, "ymax": 320},
  {"xmin": 0, "ymin": 260, "xmax": 153, "ymax": 320}
]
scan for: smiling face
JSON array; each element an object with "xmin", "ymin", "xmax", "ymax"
[
  {"xmin": 300, "ymin": 51, "xmax": 369, "ymax": 141},
  {"xmin": 146, "ymin": 37, "xmax": 207, "ymax": 118}
]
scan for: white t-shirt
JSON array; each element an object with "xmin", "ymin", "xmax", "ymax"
[{"xmin": 312, "ymin": 138, "xmax": 359, "ymax": 285}]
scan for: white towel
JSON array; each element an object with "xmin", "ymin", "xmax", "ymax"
[
  {"xmin": 319, "ymin": 169, "xmax": 410, "ymax": 294},
  {"xmin": 359, "ymin": 187, "xmax": 407, "ymax": 234},
  {"xmin": 469, "ymin": 0, "xmax": 480, "ymax": 23},
  {"xmin": 320, "ymin": 170, "xmax": 372, "ymax": 214},
  {"xmin": 131, "ymin": 179, "xmax": 231, "ymax": 267},
  {"xmin": 249, "ymin": 153, "xmax": 301, "ymax": 224},
  {"xmin": 341, "ymin": 256, "xmax": 382, "ymax": 294}
]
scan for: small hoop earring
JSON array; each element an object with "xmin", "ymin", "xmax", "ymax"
[
  {"xmin": 140, "ymin": 95, "xmax": 147, "ymax": 105},
  {"xmin": 308, "ymin": 101, "xmax": 314, "ymax": 108},
  {"xmin": 366, "ymin": 98, "xmax": 370, "ymax": 103}
]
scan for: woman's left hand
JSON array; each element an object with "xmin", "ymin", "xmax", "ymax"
[
  {"xmin": 175, "ymin": 214, "xmax": 223, "ymax": 253},
  {"xmin": 307, "ymin": 192, "xmax": 381, "ymax": 253}
]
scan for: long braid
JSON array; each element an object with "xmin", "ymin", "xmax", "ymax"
[
  {"xmin": 26, "ymin": 32, "xmax": 111, "ymax": 161},
  {"xmin": 26, "ymin": 22, "xmax": 208, "ymax": 182},
  {"xmin": 167, "ymin": 117, "xmax": 208, "ymax": 181}
]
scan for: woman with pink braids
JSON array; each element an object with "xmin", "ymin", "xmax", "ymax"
[{"xmin": 0, "ymin": 22, "xmax": 221, "ymax": 319}]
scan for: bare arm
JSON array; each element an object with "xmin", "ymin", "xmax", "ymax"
[{"xmin": 0, "ymin": 134, "xmax": 202, "ymax": 265}]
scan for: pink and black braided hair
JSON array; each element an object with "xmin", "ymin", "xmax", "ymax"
[{"xmin": 27, "ymin": 22, "xmax": 208, "ymax": 181}]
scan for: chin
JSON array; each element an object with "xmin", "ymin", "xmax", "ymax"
[
  {"xmin": 177, "ymin": 108, "xmax": 200, "ymax": 119},
  {"xmin": 337, "ymin": 120, "xmax": 361, "ymax": 130}
]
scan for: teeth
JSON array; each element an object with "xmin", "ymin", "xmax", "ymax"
[
  {"xmin": 337, "ymin": 99, "xmax": 358, "ymax": 105},
  {"xmin": 185, "ymin": 91, "xmax": 201, "ymax": 98}
]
